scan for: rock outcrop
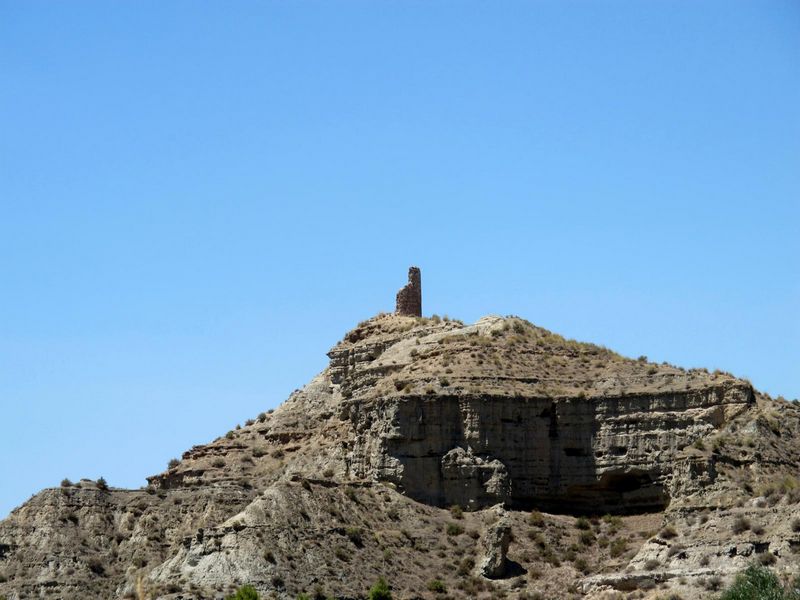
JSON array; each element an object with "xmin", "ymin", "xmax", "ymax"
[
  {"xmin": 1, "ymin": 306, "xmax": 798, "ymax": 600},
  {"xmin": 478, "ymin": 507, "xmax": 512, "ymax": 578},
  {"xmin": 337, "ymin": 315, "xmax": 752, "ymax": 514}
]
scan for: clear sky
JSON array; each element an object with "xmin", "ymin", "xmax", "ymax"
[{"xmin": 1, "ymin": 1, "xmax": 798, "ymax": 518}]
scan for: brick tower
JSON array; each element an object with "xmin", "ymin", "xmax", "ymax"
[{"xmin": 395, "ymin": 267, "xmax": 422, "ymax": 317}]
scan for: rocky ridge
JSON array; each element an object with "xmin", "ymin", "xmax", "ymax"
[{"xmin": 1, "ymin": 310, "xmax": 799, "ymax": 600}]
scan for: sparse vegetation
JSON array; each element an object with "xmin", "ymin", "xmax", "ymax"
[
  {"xmin": 574, "ymin": 557, "xmax": 590, "ymax": 573},
  {"xmin": 528, "ymin": 510, "xmax": 545, "ymax": 527},
  {"xmin": 345, "ymin": 527, "xmax": 363, "ymax": 546},
  {"xmin": 427, "ymin": 579, "xmax": 446, "ymax": 593},
  {"xmin": 334, "ymin": 546, "xmax": 349, "ymax": 562},
  {"xmin": 579, "ymin": 530, "xmax": 595, "ymax": 546},
  {"xmin": 659, "ymin": 525, "xmax": 678, "ymax": 540},
  {"xmin": 732, "ymin": 516, "xmax": 751, "ymax": 534},
  {"xmin": 368, "ymin": 577, "xmax": 392, "ymax": 600},
  {"xmin": 609, "ymin": 538, "xmax": 628, "ymax": 558},
  {"xmin": 446, "ymin": 522, "xmax": 464, "ymax": 536},
  {"xmin": 457, "ymin": 557, "xmax": 475, "ymax": 576},
  {"xmin": 225, "ymin": 587, "xmax": 259, "ymax": 600}
]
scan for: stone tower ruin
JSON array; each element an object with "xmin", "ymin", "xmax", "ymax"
[{"xmin": 395, "ymin": 267, "xmax": 422, "ymax": 317}]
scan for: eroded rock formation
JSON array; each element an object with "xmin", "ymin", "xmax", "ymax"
[{"xmin": 336, "ymin": 315, "xmax": 752, "ymax": 514}]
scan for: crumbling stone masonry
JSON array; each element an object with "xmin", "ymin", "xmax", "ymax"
[{"xmin": 395, "ymin": 267, "xmax": 422, "ymax": 316}]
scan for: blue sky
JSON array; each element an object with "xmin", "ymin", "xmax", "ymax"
[{"xmin": 1, "ymin": 1, "xmax": 798, "ymax": 518}]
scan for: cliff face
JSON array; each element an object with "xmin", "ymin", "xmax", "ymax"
[
  {"xmin": 338, "ymin": 315, "xmax": 752, "ymax": 514},
  {"xmin": 347, "ymin": 384, "xmax": 751, "ymax": 514},
  {"xmin": 0, "ymin": 312, "xmax": 797, "ymax": 600}
]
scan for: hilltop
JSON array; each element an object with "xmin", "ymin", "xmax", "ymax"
[{"xmin": 1, "ymin": 270, "xmax": 799, "ymax": 600}]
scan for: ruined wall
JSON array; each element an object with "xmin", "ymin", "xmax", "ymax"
[{"xmin": 395, "ymin": 266, "xmax": 422, "ymax": 317}]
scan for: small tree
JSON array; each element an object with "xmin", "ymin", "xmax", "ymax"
[
  {"xmin": 60, "ymin": 478, "xmax": 72, "ymax": 487},
  {"xmin": 168, "ymin": 458, "xmax": 179, "ymax": 469},
  {"xmin": 368, "ymin": 577, "xmax": 392, "ymax": 600},
  {"xmin": 97, "ymin": 477, "xmax": 108, "ymax": 491}
]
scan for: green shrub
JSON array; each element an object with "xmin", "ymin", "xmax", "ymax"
[
  {"xmin": 446, "ymin": 522, "xmax": 464, "ymax": 536},
  {"xmin": 96, "ymin": 477, "xmax": 108, "ymax": 491},
  {"xmin": 449, "ymin": 505, "xmax": 463, "ymax": 519},
  {"xmin": 719, "ymin": 564, "xmax": 800, "ymax": 600},
  {"xmin": 226, "ymin": 585, "xmax": 259, "ymax": 600},
  {"xmin": 168, "ymin": 458, "xmax": 179, "ymax": 469},
  {"xmin": 368, "ymin": 577, "xmax": 392, "ymax": 600},
  {"xmin": 60, "ymin": 478, "xmax": 72, "ymax": 487},
  {"xmin": 427, "ymin": 579, "xmax": 446, "ymax": 593},
  {"xmin": 575, "ymin": 517, "xmax": 591, "ymax": 530}
]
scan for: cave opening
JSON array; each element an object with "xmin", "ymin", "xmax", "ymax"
[
  {"xmin": 509, "ymin": 470, "xmax": 670, "ymax": 516},
  {"xmin": 598, "ymin": 471, "xmax": 652, "ymax": 493}
]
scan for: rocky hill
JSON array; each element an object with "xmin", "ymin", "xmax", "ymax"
[{"xmin": 2, "ymin": 271, "xmax": 799, "ymax": 600}]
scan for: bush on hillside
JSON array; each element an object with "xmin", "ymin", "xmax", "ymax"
[
  {"xmin": 719, "ymin": 564, "xmax": 800, "ymax": 600},
  {"xmin": 368, "ymin": 577, "xmax": 392, "ymax": 600},
  {"xmin": 226, "ymin": 585, "xmax": 259, "ymax": 600}
]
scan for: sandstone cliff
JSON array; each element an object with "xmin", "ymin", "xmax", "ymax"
[{"xmin": 1, "ymin": 312, "xmax": 798, "ymax": 600}]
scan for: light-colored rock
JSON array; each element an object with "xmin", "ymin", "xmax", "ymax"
[{"xmin": 478, "ymin": 507, "xmax": 512, "ymax": 578}]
